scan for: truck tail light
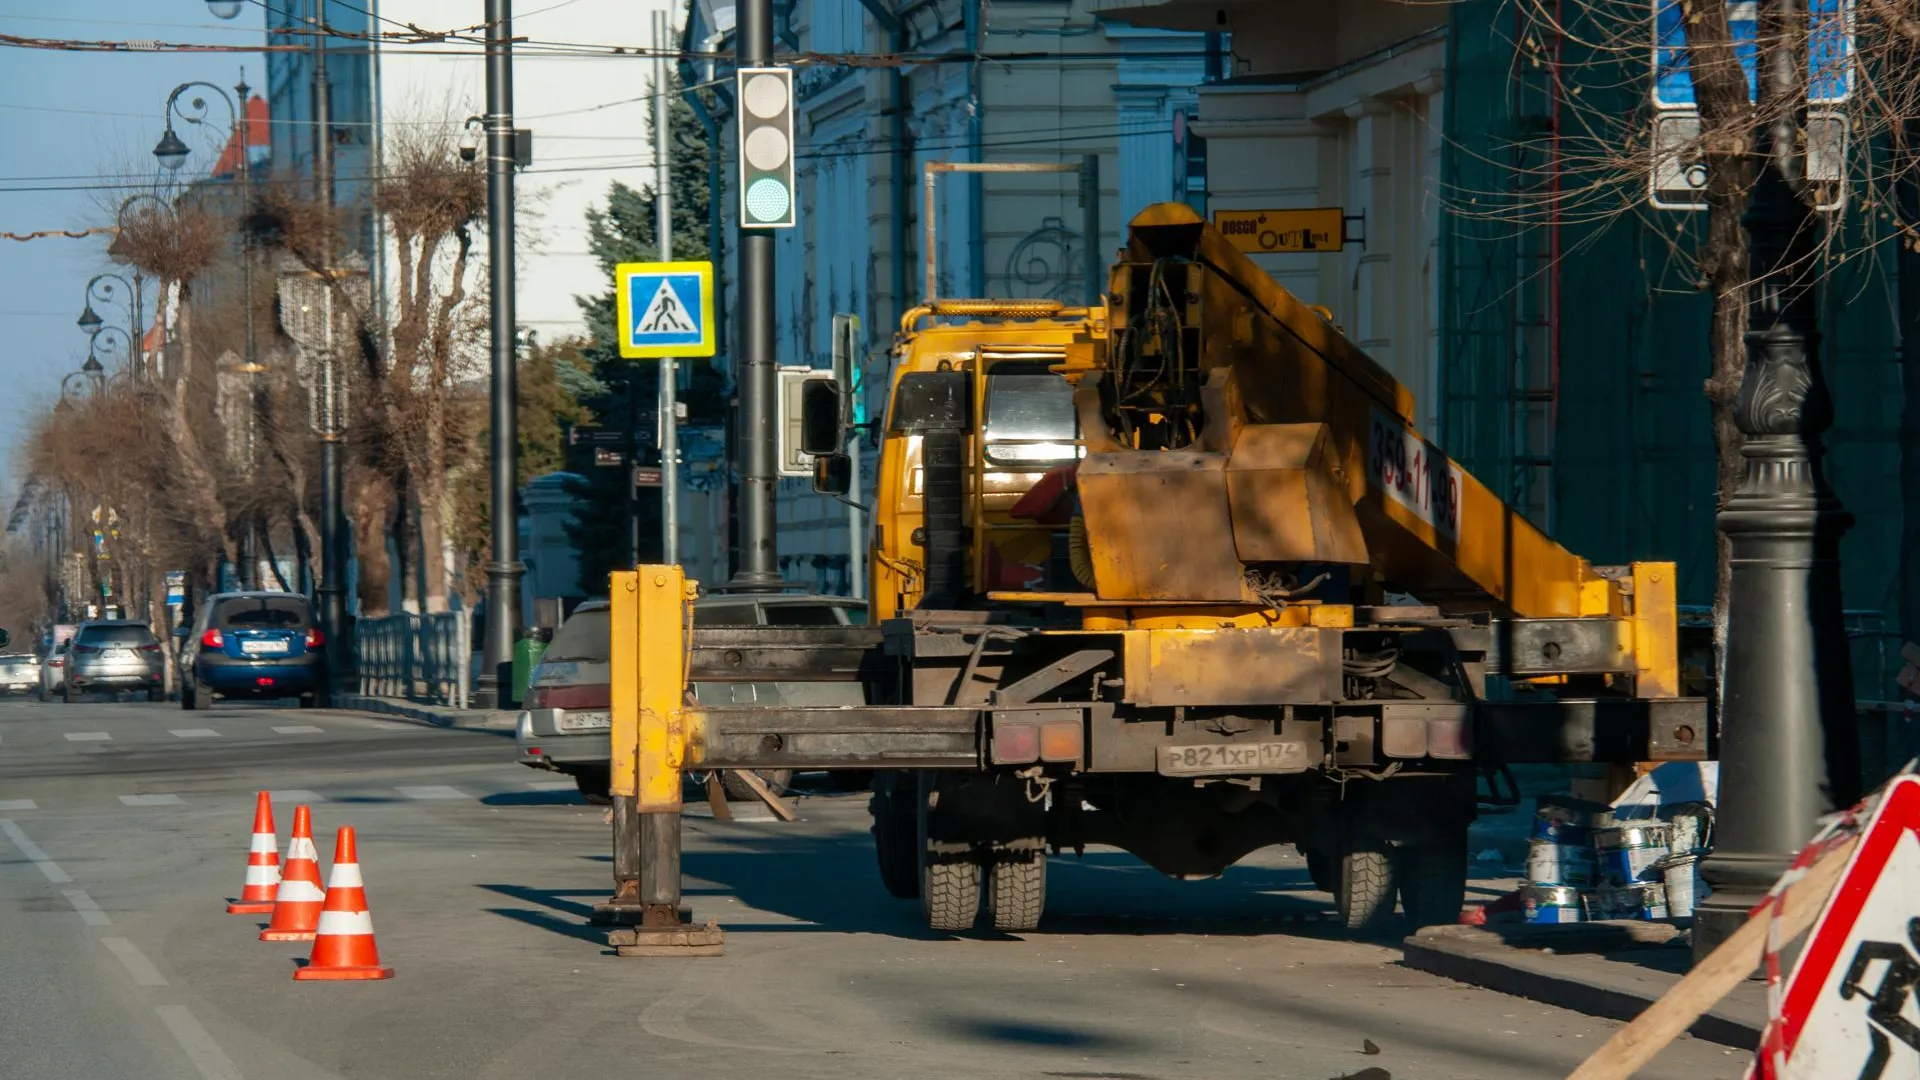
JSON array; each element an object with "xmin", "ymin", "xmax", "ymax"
[
  {"xmin": 1427, "ymin": 717, "xmax": 1472, "ymax": 760},
  {"xmin": 1038, "ymin": 718, "xmax": 1083, "ymax": 763},
  {"xmin": 990, "ymin": 721, "xmax": 1039, "ymax": 765},
  {"xmin": 1381, "ymin": 717, "xmax": 1427, "ymax": 759}
]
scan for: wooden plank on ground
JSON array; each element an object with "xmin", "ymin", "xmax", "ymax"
[{"xmin": 727, "ymin": 769, "xmax": 799, "ymax": 822}]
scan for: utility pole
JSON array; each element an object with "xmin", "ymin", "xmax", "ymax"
[
  {"xmin": 477, "ymin": 0, "xmax": 525, "ymax": 707},
  {"xmin": 310, "ymin": 0, "xmax": 349, "ymax": 703},
  {"xmin": 1690, "ymin": 18, "xmax": 1860, "ymax": 961},
  {"xmin": 656, "ymin": 8, "xmax": 680, "ymax": 567},
  {"xmin": 731, "ymin": 0, "xmax": 781, "ymax": 590}
]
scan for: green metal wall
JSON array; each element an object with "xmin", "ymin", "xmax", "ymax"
[{"xmin": 1440, "ymin": 0, "xmax": 1904, "ymax": 696}]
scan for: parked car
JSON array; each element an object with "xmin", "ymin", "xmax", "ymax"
[
  {"xmin": 39, "ymin": 640, "xmax": 69, "ymax": 701},
  {"xmin": 0, "ymin": 653, "xmax": 39, "ymax": 695},
  {"xmin": 179, "ymin": 592, "xmax": 326, "ymax": 710},
  {"xmin": 64, "ymin": 620, "xmax": 166, "ymax": 702},
  {"xmin": 516, "ymin": 592, "xmax": 873, "ymax": 802}
]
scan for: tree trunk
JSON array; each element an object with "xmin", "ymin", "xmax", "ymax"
[{"xmin": 352, "ymin": 470, "xmax": 395, "ymax": 618}]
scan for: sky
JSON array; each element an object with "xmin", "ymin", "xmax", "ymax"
[{"xmin": 0, "ymin": 1, "xmax": 268, "ymax": 492}]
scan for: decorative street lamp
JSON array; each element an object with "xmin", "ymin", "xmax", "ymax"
[
  {"xmin": 205, "ymin": 0, "xmax": 244, "ymax": 18},
  {"xmin": 76, "ymin": 273, "xmax": 137, "ymax": 371}
]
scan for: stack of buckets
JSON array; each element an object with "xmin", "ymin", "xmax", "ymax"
[{"xmin": 1520, "ymin": 795, "xmax": 1714, "ymax": 924}]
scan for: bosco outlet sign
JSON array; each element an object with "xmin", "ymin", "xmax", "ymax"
[{"xmin": 737, "ymin": 67, "xmax": 796, "ymax": 229}]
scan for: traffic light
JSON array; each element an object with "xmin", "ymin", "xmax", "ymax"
[{"xmin": 736, "ymin": 67, "xmax": 795, "ymax": 229}]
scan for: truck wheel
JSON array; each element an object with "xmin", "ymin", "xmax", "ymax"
[
  {"xmin": 722, "ymin": 769, "xmax": 792, "ymax": 801},
  {"xmin": 921, "ymin": 854, "xmax": 982, "ymax": 933},
  {"xmin": 573, "ymin": 769, "xmax": 613, "ymax": 806},
  {"xmin": 1397, "ymin": 833, "xmax": 1469, "ymax": 930},
  {"xmin": 870, "ymin": 777, "xmax": 920, "ymax": 900},
  {"xmin": 1336, "ymin": 840, "xmax": 1398, "ymax": 933},
  {"xmin": 985, "ymin": 852, "xmax": 1046, "ymax": 933},
  {"xmin": 828, "ymin": 769, "xmax": 876, "ymax": 793}
]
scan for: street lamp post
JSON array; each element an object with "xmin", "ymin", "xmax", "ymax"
[
  {"xmin": 155, "ymin": 76, "xmax": 258, "ymax": 587},
  {"xmin": 77, "ymin": 273, "xmax": 137, "ymax": 374},
  {"xmin": 1690, "ymin": 82, "xmax": 1862, "ymax": 960}
]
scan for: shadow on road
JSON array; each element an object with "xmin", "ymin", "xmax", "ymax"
[{"xmin": 478, "ymin": 883, "xmax": 616, "ymax": 947}]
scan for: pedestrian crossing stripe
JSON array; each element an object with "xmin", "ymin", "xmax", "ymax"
[{"xmin": 615, "ymin": 260, "xmax": 716, "ymax": 359}]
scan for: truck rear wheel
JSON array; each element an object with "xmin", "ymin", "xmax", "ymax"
[
  {"xmin": 1397, "ymin": 832, "xmax": 1469, "ymax": 930},
  {"xmin": 1335, "ymin": 840, "xmax": 1398, "ymax": 933},
  {"xmin": 921, "ymin": 855, "xmax": 982, "ymax": 932},
  {"xmin": 986, "ymin": 851, "xmax": 1046, "ymax": 933},
  {"xmin": 870, "ymin": 776, "xmax": 920, "ymax": 900}
]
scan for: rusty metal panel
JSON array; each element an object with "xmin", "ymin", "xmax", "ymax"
[
  {"xmin": 694, "ymin": 705, "xmax": 981, "ymax": 769},
  {"xmin": 1485, "ymin": 618, "xmax": 1635, "ymax": 675},
  {"xmin": 1124, "ymin": 627, "xmax": 1336, "ymax": 706},
  {"xmin": 1224, "ymin": 422, "xmax": 1369, "ymax": 566},
  {"xmin": 1076, "ymin": 450, "xmax": 1252, "ymax": 602},
  {"xmin": 1474, "ymin": 697, "xmax": 1711, "ymax": 763}
]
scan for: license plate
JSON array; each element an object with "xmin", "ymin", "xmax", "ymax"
[
  {"xmin": 240, "ymin": 640, "xmax": 289, "ymax": 656},
  {"xmin": 556, "ymin": 710, "xmax": 612, "ymax": 733},
  {"xmin": 1158, "ymin": 740, "xmax": 1312, "ymax": 777},
  {"xmin": 107, "ymin": 649, "xmax": 134, "ymax": 662}
]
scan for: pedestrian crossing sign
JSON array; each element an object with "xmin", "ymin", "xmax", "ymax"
[{"xmin": 615, "ymin": 260, "xmax": 715, "ymax": 359}]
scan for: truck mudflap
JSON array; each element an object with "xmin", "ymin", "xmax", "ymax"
[{"xmin": 677, "ymin": 695, "xmax": 1711, "ymax": 773}]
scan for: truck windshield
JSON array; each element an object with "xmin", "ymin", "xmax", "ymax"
[{"xmin": 983, "ymin": 368, "xmax": 1078, "ymax": 465}]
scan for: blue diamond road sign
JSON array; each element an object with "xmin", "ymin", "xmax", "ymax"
[{"xmin": 614, "ymin": 260, "xmax": 716, "ymax": 360}]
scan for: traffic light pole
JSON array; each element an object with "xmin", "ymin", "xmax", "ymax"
[
  {"xmin": 731, "ymin": 0, "xmax": 781, "ymax": 592},
  {"xmin": 477, "ymin": 0, "xmax": 524, "ymax": 708}
]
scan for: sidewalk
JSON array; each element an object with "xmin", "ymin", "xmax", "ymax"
[
  {"xmin": 1400, "ymin": 921, "xmax": 1764, "ymax": 1050},
  {"xmin": 333, "ymin": 692, "xmax": 518, "ymax": 733}
]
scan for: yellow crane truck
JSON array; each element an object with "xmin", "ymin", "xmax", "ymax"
[{"xmin": 606, "ymin": 203, "xmax": 1710, "ymax": 941}]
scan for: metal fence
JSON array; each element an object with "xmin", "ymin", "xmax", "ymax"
[{"xmin": 353, "ymin": 612, "xmax": 471, "ymax": 710}]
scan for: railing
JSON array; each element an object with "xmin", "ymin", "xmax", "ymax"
[{"xmin": 353, "ymin": 612, "xmax": 471, "ymax": 710}]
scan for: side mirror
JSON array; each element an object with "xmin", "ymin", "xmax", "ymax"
[
  {"xmin": 0, "ymin": 628, "xmax": 10, "ymax": 650},
  {"xmin": 799, "ymin": 378, "xmax": 843, "ymax": 456},
  {"xmin": 812, "ymin": 452, "xmax": 851, "ymax": 496}
]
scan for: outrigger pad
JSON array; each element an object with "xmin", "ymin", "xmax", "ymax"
[{"xmin": 609, "ymin": 919, "xmax": 726, "ymax": 957}]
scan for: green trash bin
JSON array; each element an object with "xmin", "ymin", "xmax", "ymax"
[{"xmin": 511, "ymin": 629, "xmax": 551, "ymax": 707}]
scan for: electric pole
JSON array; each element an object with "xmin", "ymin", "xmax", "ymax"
[
  {"xmin": 656, "ymin": 8, "xmax": 680, "ymax": 567},
  {"xmin": 478, "ymin": 0, "xmax": 525, "ymax": 707}
]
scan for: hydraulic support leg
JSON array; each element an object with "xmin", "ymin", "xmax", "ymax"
[{"xmin": 608, "ymin": 566, "xmax": 723, "ymax": 957}]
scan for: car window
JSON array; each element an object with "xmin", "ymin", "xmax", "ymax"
[
  {"xmin": 213, "ymin": 597, "xmax": 312, "ymax": 629},
  {"xmin": 983, "ymin": 364, "xmax": 1079, "ymax": 466},
  {"xmin": 543, "ymin": 609, "xmax": 610, "ymax": 663},
  {"xmin": 760, "ymin": 604, "xmax": 845, "ymax": 627},
  {"xmin": 77, "ymin": 625, "xmax": 158, "ymax": 647},
  {"xmin": 693, "ymin": 603, "xmax": 760, "ymax": 627}
]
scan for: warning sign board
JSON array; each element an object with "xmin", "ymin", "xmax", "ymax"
[
  {"xmin": 1769, "ymin": 775, "xmax": 1920, "ymax": 1078},
  {"xmin": 1212, "ymin": 207, "xmax": 1346, "ymax": 254},
  {"xmin": 614, "ymin": 261, "xmax": 715, "ymax": 359}
]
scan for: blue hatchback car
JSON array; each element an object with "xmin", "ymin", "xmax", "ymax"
[{"xmin": 181, "ymin": 592, "xmax": 326, "ymax": 709}]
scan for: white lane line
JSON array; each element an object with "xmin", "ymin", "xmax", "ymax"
[
  {"xmin": 398, "ymin": 785, "xmax": 469, "ymax": 801},
  {"xmin": 0, "ymin": 818, "xmax": 71, "ymax": 882},
  {"xmin": 119, "ymin": 794, "xmax": 184, "ymax": 807},
  {"xmin": 0, "ymin": 799, "xmax": 36, "ymax": 811},
  {"xmin": 155, "ymin": 1005, "xmax": 242, "ymax": 1080},
  {"xmin": 65, "ymin": 731, "xmax": 111, "ymax": 742},
  {"xmin": 269, "ymin": 789, "xmax": 325, "ymax": 804},
  {"xmin": 168, "ymin": 728, "xmax": 221, "ymax": 739},
  {"xmin": 101, "ymin": 937, "xmax": 168, "ymax": 986},
  {"xmin": 273, "ymin": 725, "xmax": 324, "ymax": 735},
  {"xmin": 524, "ymin": 779, "xmax": 577, "ymax": 792},
  {"xmin": 62, "ymin": 888, "xmax": 111, "ymax": 926}
]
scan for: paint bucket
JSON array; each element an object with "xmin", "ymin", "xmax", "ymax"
[
  {"xmin": 1657, "ymin": 853, "xmax": 1703, "ymax": 918},
  {"xmin": 1526, "ymin": 838, "xmax": 1596, "ymax": 887},
  {"xmin": 1665, "ymin": 801, "xmax": 1714, "ymax": 855},
  {"xmin": 1594, "ymin": 823, "xmax": 1671, "ymax": 887},
  {"xmin": 1584, "ymin": 882, "xmax": 1669, "ymax": 921},
  {"xmin": 1521, "ymin": 884, "xmax": 1585, "ymax": 924}
]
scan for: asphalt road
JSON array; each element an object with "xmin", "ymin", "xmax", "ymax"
[{"xmin": 0, "ymin": 696, "xmax": 1747, "ymax": 1080}]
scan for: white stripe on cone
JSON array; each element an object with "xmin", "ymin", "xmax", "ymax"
[
  {"xmin": 314, "ymin": 909, "xmax": 374, "ymax": 937},
  {"xmin": 249, "ymin": 833, "xmax": 278, "ymax": 854},
  {"xmin": 287, "ymin": 838, "xmax": 318, "ymax": 861},
  {"xmin": 275, "ymin": 879, "xmax": 325, "ymax": 903},
  {"xmin": 244, "ymin": 864, "xmax": 281, "ymax": 887},
  {"xmin": 327, "ymin": 864, "xmax": 364, "ymax": 889}
]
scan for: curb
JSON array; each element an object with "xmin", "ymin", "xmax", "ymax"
[
  {"xmin": 334, "ymin": 693, "xmax": 517, "ymax": 733},
  {"xmin": 1400, "ymin": 925, "xmax": 1761, "ymax": 1050}
]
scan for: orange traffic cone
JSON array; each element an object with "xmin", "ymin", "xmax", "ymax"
[
  {"xmin": 295, "ymin": 826, "xmax": 393, "ymax": 981},
  {"xmin": 226, "ymin": 791, "xmax": 281, "ymax": 914},
  {"xmin": 260, "ymin": 805, "xmax": 326, "ymax": 942}
]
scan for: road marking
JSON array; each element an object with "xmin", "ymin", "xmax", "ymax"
[
  {"xmin": 120, "ymin": 794, "xmax": 184, "ymax": 806},
  {"xmin": 155, "ymin": 1005, "xmax": 242, "ymax": 1080},
  {"xmin": 65, "ymin": 732, "xmax": 110, "ymax": 742},
  {"xmin": 269, "ymin": 789, "xmax": 325, "ymax": 804},
  {"xmin": 398, "ymin": 785, "xmax": 469, "ymax": 801},
  {"xmin": 101, "ymin": 937, "xmax": 168, "ymax": 986},
  {"xmin": 525, "ymin": 779, "xmax": 577, "ymax": 792},
  {"xmin": 273, "ymin": 724, "xmax": 324, "ymax": 735},
  {"xmin": 62, "ymin": 888, "xmax": 111, "ymax": 926},
  {"xmin": 169, "ymin": 728, "xmax": 220, "ymax": 739},
  {"xmin": 0, "ymin": 819, "xmax": 71, "ymax": 882},
  {"xmin": 0, "ymin": 799, "xmax": 36, "ymax": 811}
]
